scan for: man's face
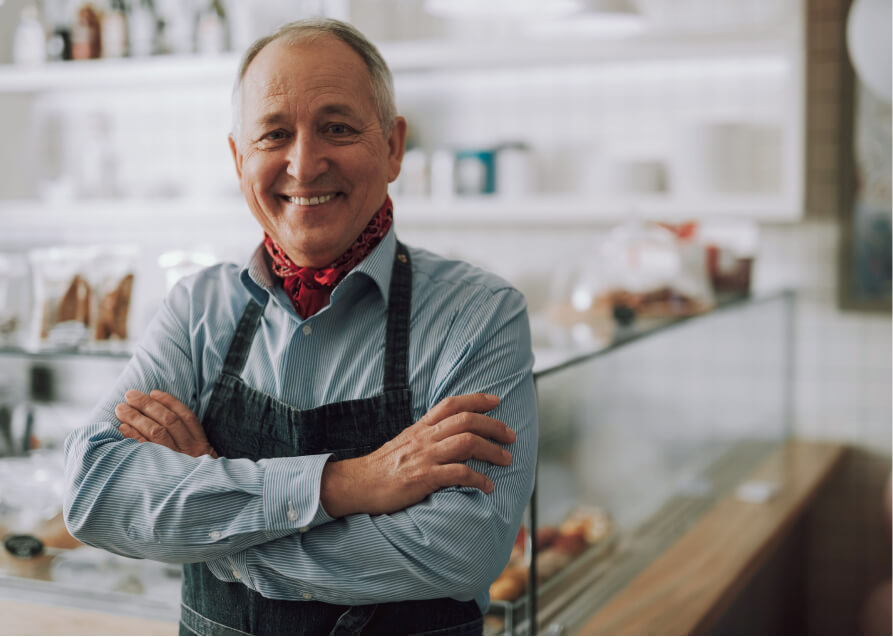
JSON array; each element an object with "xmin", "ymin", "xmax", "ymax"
[{"xmin": 229, "ymin": 36, "xmax": 406, "ymax": 268}]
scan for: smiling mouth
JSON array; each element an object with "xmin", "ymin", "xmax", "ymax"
[{"xmin": 281, "ymin": 193, "xmax": 338, "ymax": 206}]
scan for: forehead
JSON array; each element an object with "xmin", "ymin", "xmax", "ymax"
[{"xmin": 241, "ymin": 35, "xmax": 375, "ymax": 119}]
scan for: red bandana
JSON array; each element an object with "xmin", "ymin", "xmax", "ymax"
[{"xmin": 263, "ymin": 196, "xmax": 393, "ymax": 318}]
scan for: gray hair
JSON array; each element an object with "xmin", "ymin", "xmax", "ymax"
[{"xmin": 230, "ymin": 18, "xmax": 397, "ymax": 145}]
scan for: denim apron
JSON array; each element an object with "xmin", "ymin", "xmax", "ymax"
[{"xmin": 178, "ymin": 243, "xmax": 483, "ymax": 636}]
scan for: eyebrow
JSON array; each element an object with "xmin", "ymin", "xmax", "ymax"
[
  {"xmin": 254, "ymin": 112, "xmax": 290, "ymax": 129},
  {"xmin": 252, "ymin": 103, "xmax": 362, "ymax": 129},
  {"xmin": 318, "ymin": 103, "xmax": 362, "ymax": 119}
]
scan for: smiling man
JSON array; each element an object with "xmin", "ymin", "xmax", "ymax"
[{"xmin": 63, "ymin": 18, "xmax": 536, "ymax": 636}]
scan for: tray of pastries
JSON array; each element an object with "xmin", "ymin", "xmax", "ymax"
[{"xmin": 485, "ymin": 507, "xmax": 615, "ymax": 635}]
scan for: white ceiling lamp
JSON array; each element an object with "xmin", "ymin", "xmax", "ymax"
[
  {"xmin": 424, "ymin": 0, "xmax": 585, "ymax": 19},
  {"xmin": 846, "ymin": 0, "xmax": 892, "ymax": 102}
]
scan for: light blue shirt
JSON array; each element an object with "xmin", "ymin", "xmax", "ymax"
[{"xmin": 63, "ymin": 226, "xmax": 537, "ymax": 611}]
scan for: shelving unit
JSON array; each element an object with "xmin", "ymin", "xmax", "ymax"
[{"xmin": 0, "ymin": 2, "xmax": 806, "ymax": 226}]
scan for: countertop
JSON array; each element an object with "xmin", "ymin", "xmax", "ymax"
[{"xmin": 576, "ymin": 439, "xmax": 846, "ymax": 635}]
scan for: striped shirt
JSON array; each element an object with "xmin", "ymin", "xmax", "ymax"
[{"xmin": 63, "ymin": 226, "xmax": 537, "ymax": 611}]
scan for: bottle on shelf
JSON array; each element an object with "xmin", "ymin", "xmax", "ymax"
[
  {"xmin": 128, "ymin": 0, "xmax": 158, "ymax": 57},
  {"xmin": 155, "ymin": 0, "xmax": 195, "ymax": 55},
  {"xmin": 12, "ymin": 2, "xmax": 48, "ymax": 66},
  {"xmin": 101, "ymin": 0, "xmax": 129, "ymax": 58},
  {"xmin": 44, "ymin": 0, "xmax": 72, "ymax": 62},
  {"xmin": 195, "ymin": 0, "xmax": 228, "ymax": 55},
  {"xmin": 71, "ymin": 3, "xmax": 103, "ymax": 60}
]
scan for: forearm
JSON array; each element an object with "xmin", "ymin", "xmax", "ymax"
[
  {"xmin": 212, "ymin": 488, "xmax": 515, "ymax": 605},
  {"xmin": 63, "ymin": 422, "xmax": 332, "ymax": 563}
]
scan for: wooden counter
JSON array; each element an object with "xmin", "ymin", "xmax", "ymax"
[{"xmin": 577, "ymin": 440, "xmax": 846, "ymax": 636}]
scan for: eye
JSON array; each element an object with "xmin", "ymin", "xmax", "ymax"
[
  {"xmin": 325, "ymin": 123, "xmax": 356, "ymax": 136},
  {"xmin": 263, "ymin": 130, "xmax": 289, "ymax": 141}
]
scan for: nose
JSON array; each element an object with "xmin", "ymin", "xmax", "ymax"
[{"xmin": 286, "ymin": 132, "xmax": 329, "ymax": 183}]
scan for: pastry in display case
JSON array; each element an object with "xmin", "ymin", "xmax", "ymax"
[
  {"xmin": 486, "ymin": 507, "xmax": 615, "ymax": 635},
  {"xmin": 545, "ymin": 221, "xmax": 724, "ymax": 346}
]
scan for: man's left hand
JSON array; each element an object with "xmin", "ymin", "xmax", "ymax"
[{"xmin": 115, "ymin": 389, "xmax": 218, "ymax": 459}]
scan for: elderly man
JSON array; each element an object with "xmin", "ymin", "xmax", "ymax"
[{"xmin": 63, "ymin": 18, "xmax": 536, "ymax": 637}]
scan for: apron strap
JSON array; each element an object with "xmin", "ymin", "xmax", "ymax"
[
  {"xmin": 383, "ymin": 242, "xmax": 412, "ymax": 392},
  {"xmin": 221, "ymin": 298, "xmax": 267, "ymax": 376}
]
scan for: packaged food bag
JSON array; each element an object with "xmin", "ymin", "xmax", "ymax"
[
  {"xmin": 0, "ymin": 252, "xmax": 29, "ymax": 346},
  {"xmin": 85, "ymin": 245, "xmax": 138, "ymax": 347},
  {"xmin": 27, "ymin": 247, "xmax": 96, "ymax": 350}
]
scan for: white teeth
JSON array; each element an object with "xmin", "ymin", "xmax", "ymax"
[{"xmin": 288, "ymin": 193, "xmax": 335, "ymax": 206}]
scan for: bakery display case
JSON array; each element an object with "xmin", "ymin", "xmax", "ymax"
[
  {"xmin": 486, "ymin": 290, "xmax": 794, "ymax": 635},
  {"xmin": 0, "ymin": 292, "xmax": 794, "ymax": 633}
]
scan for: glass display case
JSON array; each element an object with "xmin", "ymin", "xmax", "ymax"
[
  {"xmin": 0, "ymin": 292, "xmax": 794, "ymax": 633},
  {"xmin": 485, "ymin": 291, "xmax": 794, "ymax": 635}
]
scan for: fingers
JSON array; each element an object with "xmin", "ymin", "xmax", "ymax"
[
  {"xmin": 434, "ymin": 431, "xmax": 512, "ymax": 467},
  {"xmin": 122, "ymin": 390, "xmax": 193, "ymax": 450},
  {"xmin": 417, "ymin": 393, "xmax": 500, "ymax": 428},
  {"xmin": 434, "ymin": 463, "xmax": 495, "ymax": 494},
  {"xmin": 430, "ymin": 411, "xmax": 515, "ymax": 446},
  {"xmin": 114, "ymin": 402, "xmax": 176, "ymax": 448},
  {"xmin": 118, "ymin": 423, "xmax": 148, "ymax": 443},
  {"xmin": 118, "ymin": 389, "xmax": 217, "ymax": 458},
  {"xmin": 148, "ymin": 390, "xmax": 205, "ymax": 441}
]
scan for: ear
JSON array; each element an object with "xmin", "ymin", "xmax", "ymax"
[
  {"xmin": 228, "ymin": 134, "xmax": 243, "ymax": 180},
  {"xmin": 386, "ymin": 116, "xmax": 408, "ymax": 183}
]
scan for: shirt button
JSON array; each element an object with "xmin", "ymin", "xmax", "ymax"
[
  {"xmin": 301, "ymin": 592, "xmax": 313, "ymax": 600},
  {"xmin": 298, "ymin": 526, "xmax": 309, "ymax": 533},
  {"xmin": 209, "ymin": 530, "xmax": 221, "ymax": 540},
  {"xmin": 232, "ymin": 569, "xmax": 241, "ymax": 579},
  {"xmin": 302, "ymin": 325, "xmax": 312, "ymax": 336},
  {"xmin": 287, "ymin": 509, "xmax": 299, "ymax": 522}
]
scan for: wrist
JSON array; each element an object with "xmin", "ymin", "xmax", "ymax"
[{"xmin": 320, "ymin": 458, "xmax": 359, "ymax": 518}]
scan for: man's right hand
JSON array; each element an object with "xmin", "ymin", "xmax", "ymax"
[{"xmin": 320, "ymin": 393, "xmax": 515, "ymax": 518}]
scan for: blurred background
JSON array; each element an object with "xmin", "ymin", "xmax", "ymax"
[{"xmin": 0, "ymin": 0, "xmax": 889, "ymax": 635}]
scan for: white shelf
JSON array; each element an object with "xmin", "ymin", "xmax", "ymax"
[
  {"xmin": 395, "ymin": 194, "xmax": 801, "ymax": 224},
  {"xmin": 394, "ymin": 32, "xmax": 789, "ymax": 72},
  {"xmin": 0, "ymin": 54, "xmax": 241, "ymax": 93},
  {"xmin": 0, "ymin": 27, "xmax": 791, "ymax": 93},
  {"xmin": 0, "ymin": 197, "xmax": 257, "ymax": 242},
  {"xmin": 0, "ymin": 194, "xmax": 800, "ymax": 242}
]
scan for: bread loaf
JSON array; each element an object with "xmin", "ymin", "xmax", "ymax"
[{"xmin": 95, "ymin": 273, "xmax": 134, "ymax": 340}]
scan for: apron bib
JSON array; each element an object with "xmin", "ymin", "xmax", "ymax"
[{"xmin": 178, "ymin": 243, "xmax": 482, "ymax": 636}]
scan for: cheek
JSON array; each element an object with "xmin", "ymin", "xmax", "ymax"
[
  {"xmin": 347, "ymin": 139, "xmax": 392, "ymax": 181},
  {"xmin": 240, "ymin": 151, "xmax": 277, "ymax": 185}
]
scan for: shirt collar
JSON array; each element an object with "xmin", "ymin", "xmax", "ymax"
[
  {"xmin": 240, "ymin": 226, "xmax": 397, "ymax": 306},
  {"xmin": 339, "ymin": 224, "xmax": 396, "ymax": 304}
]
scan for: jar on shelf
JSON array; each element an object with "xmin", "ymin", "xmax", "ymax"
[
  {"xmin": 101, "ymin": 0, "xmax": 129, "ymax": 58},
  {"xmin": 71, "ymin": 3, "xmax": 102, "ymax": 60},
  {"xmin": 12, "ymin": 2, "xmax": 48, "ymax": 65}
]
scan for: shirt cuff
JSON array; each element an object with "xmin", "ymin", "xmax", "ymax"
[{"xmin": 262, "ymin": 453, "xmax": 334, "ymax": 531}]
